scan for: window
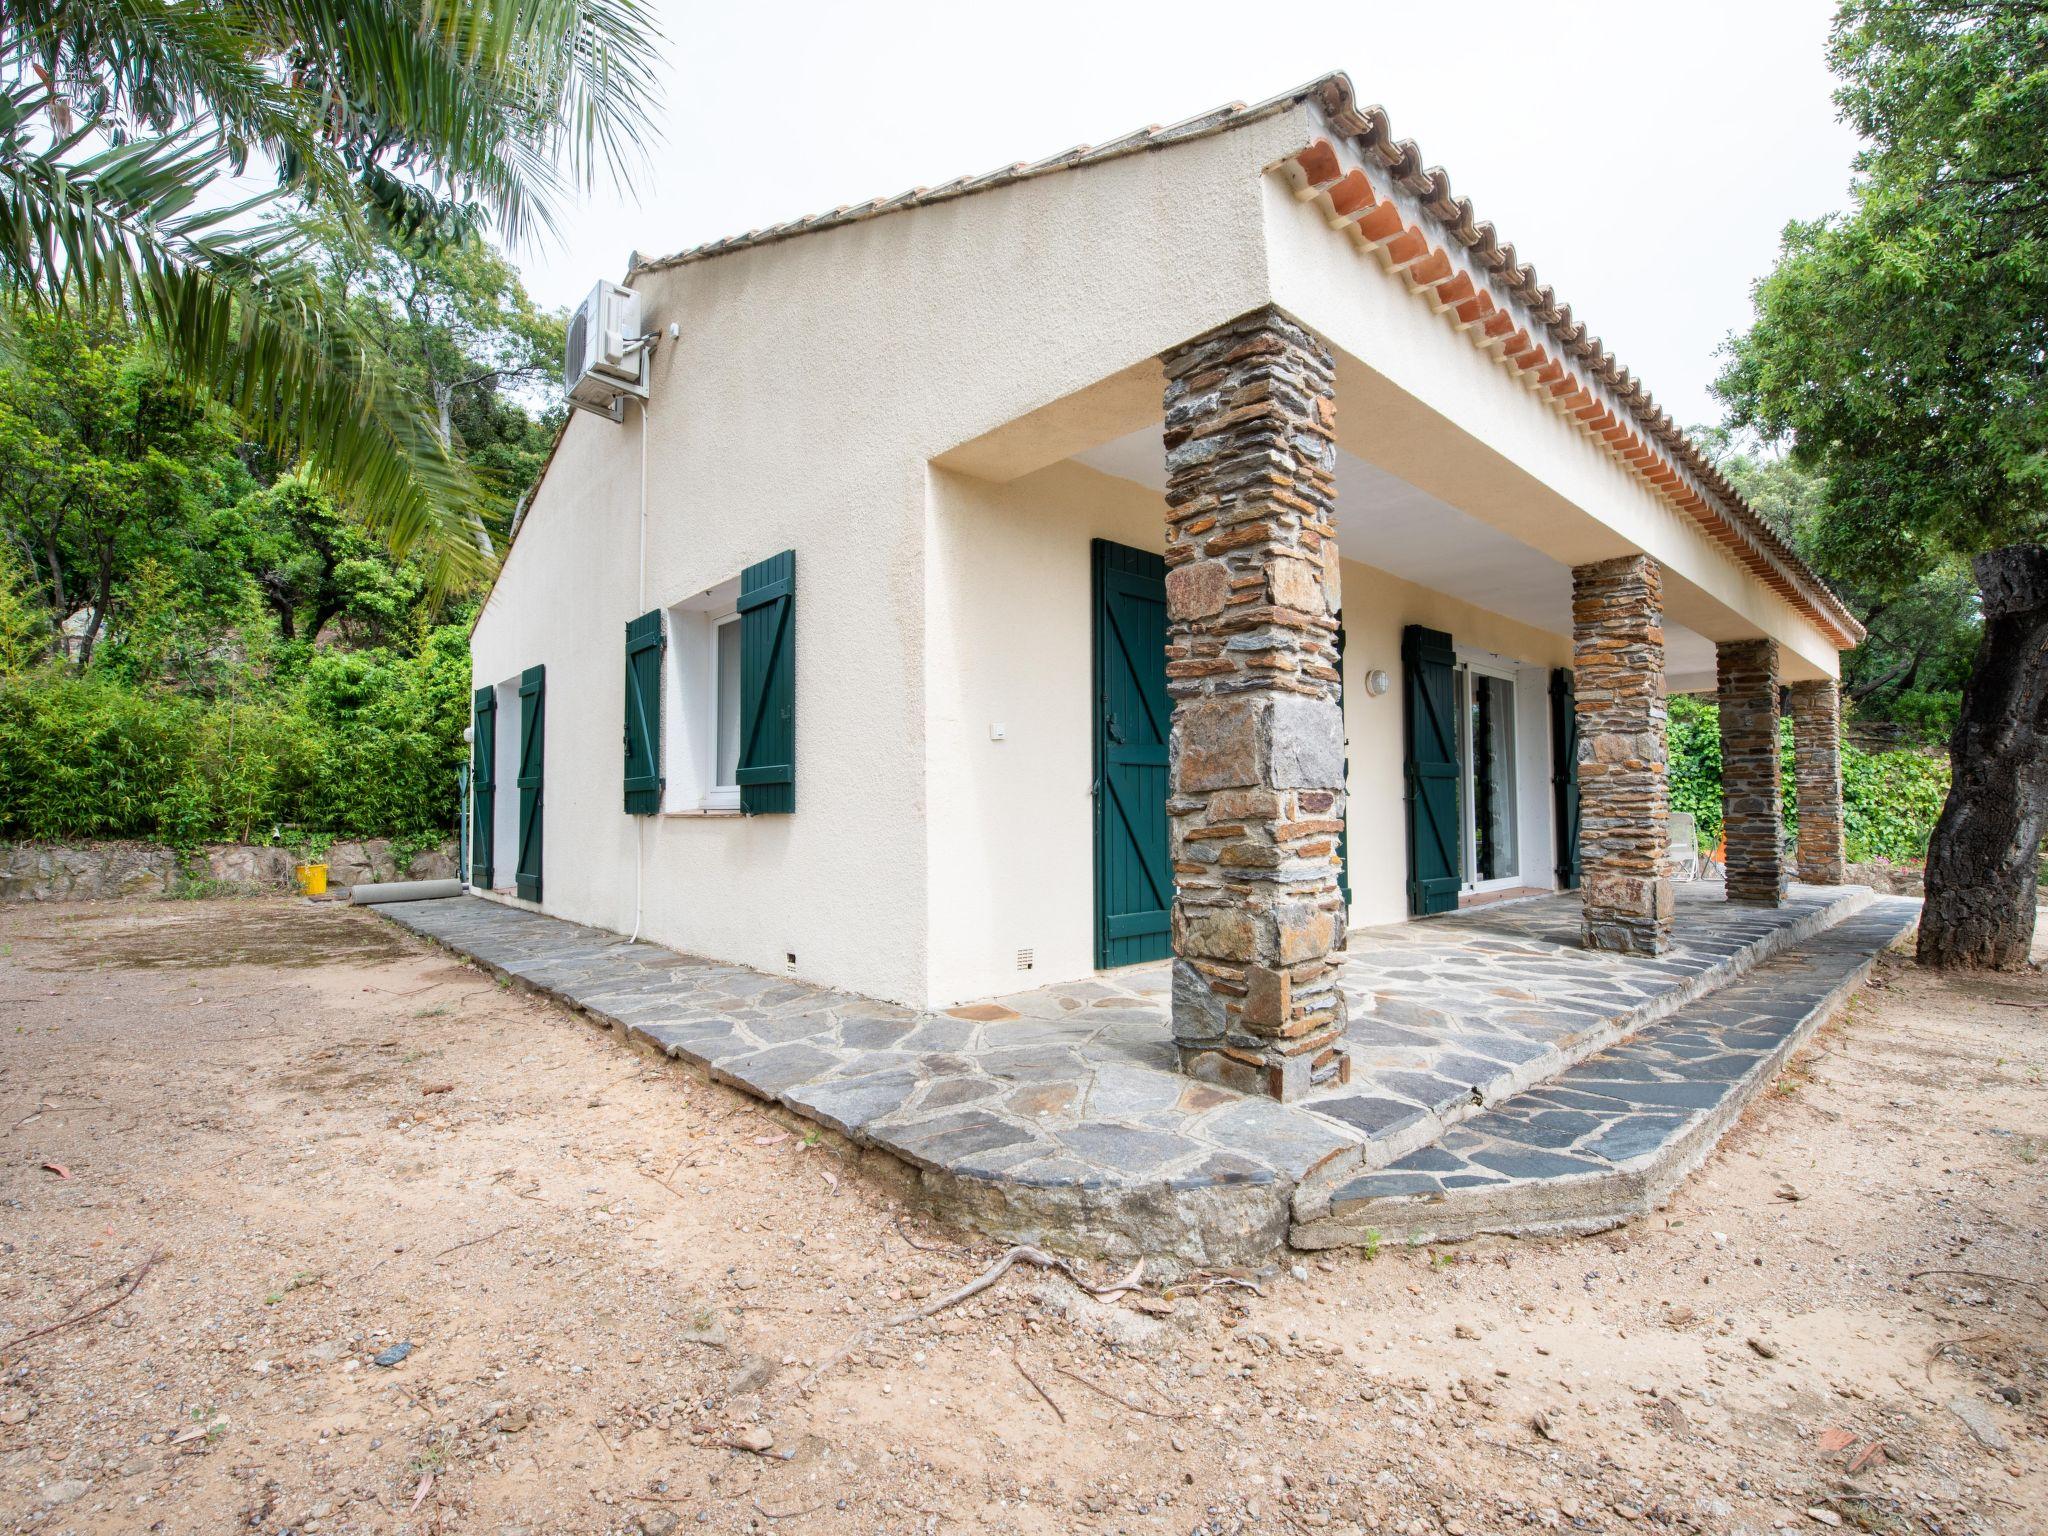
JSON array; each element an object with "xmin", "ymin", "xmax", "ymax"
[
  {"xmin": 1456, "ymin": 658, "xmax": 1521, "ymax": 889},
  {"xmin": 662, "ymin": 577, "xmax": 742, "ymax": 813},
  {"xmin": 713, "ymin": 614, "xmax": 741, "ymax": 800}
]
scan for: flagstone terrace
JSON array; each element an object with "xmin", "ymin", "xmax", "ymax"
[{"xmin": 379, "ymin": 881, "xmax": 1913, "ymax": 1266}]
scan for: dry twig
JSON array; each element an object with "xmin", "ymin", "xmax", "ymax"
[
  {"xmin": 1012, "ymin": 1352, "xmax": 1065, "ymax": 1422},
  {"xmin": 795, "ymin": 1244, "xmax": 1120, "ymax": 1392},
  {"xmin": 1049, "ymin": 1364, "xmax": 1191, "ymax": 1420},
  {"xmin": 434, "ymin": 1225, "xmax": 518, "ymax": 1264},
  {"xmin": 1, "ymin": 1250, "xmax": 162, "ymax": 1356},
  {"xmin": 1907, "ymin": 1268, "xmax": 2048, "ymax": 1314}
]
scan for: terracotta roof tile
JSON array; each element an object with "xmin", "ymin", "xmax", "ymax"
[{"xmin": 613, "ymin": 71, "xmax": 1857, "ymax": 648}]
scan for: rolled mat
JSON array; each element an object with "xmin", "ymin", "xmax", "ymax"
[{"xmin": 347, "ymin": 879, "xmax": 465, "ymax": 905}]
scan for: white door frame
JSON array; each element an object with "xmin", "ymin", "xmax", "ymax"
[{"xmin": 1455, "ymin": 651, "xmax": 1525, "ymax": 894}]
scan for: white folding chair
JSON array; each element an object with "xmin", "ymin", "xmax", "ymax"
[{"xmin": 1668, "ymin": 812, "xmax": 1702, "ymax": 881}]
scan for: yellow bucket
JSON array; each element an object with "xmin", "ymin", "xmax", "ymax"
[{"xmin": 295, "ymin": 863, "xmax": 328, "ymax": 896}]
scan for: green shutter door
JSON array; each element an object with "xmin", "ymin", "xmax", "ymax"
[
  {"xmin": 471, "ymin": 685, "xmax": 496, "ymax": 888},
  {"xmin": 1402, "ymin": 625, "xmax": 1461, "ymax": 916},
  {"xmin": 737, "ymin": 552, "xmax": 796, "ymax": 815},
  {"xmin": 1092, "ymin": 539, "xmax": 1172, "ymax": 969},
  {"xmin": 623, "ymin": 610, "xmax": 664, "ymax": 814},
  {"xmin": 516, "ymin": 665, "xmax": 545, "ymax": 901},
  {"xmin": 1549, "ymin": 667, "xmax": 1581, "ymax": 889}
]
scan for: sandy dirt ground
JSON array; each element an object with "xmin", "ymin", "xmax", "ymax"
[{"xmin": 0, "ymin": 895, "xmax": 2042, "ymax": 1536}]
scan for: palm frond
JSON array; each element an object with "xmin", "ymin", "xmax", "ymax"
[{"xmin": 0, "ymin": 86, "xmax": 487, "ymax": 588}]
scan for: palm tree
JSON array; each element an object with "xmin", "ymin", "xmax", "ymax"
[{"xmin": 0, "ymin": 0, "xmax": 664, "ymax": 584}]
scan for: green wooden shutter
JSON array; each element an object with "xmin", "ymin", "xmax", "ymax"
[
  {"xmin": 471, "ymin": 685, "xmax": 496, "ymax": 888},
  {"xmin": 737, "ymin": 551, "xmax": 795, "ymax": 815},
  {"xmin": 1549, "ymin": 667, "xmax": 1581, "ymax": 890},
  {"xmin": 1090, "ymin": 539, "xmax": 1171, "ymax": 969},
  {"xmin": 1402, "ymin": 624, "xmax": 1461, "ymax": 916},
  {"xmin": 516, "ymin": 664, "xmax": 545, "ymax": 901},
  {"xmin": 623, "ymin": 610, "xmax": 664, "ymax": 814},
  {"xmin": 1334, "ymin": 611, "xmax": 1351, "ymax": 913}
]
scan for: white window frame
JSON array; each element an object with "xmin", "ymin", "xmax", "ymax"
[
  {"xmin": 661, "ymin": 577, "xmax": 743, "ymax": 815},
  {"xmin": 1455, "ymin": 652, "xmax": 1524, "ymax": 893},
  {"xmin": 706, "ymin": 612, "xmax": 742, "ymax": 812},
  {"xmin": 491, "ymin": 675, "xmax": 521, "ymax": 888}
]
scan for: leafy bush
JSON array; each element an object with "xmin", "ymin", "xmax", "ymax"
[
  {"xmin": 0, "ymin": 625, "xmax": 470, "ymax": 845},
  {"xmin": 1883, "ymin": 688, "xmax": 1962, "ymax": 746},
  {"xmin": 1667, "ymin": 695, "xmax": 1726, "ymax": 844},
  {"xmin": 1664, "ymin": 695, "xmax": 1949, "ymax": 864},
  {"xmin": 1840, "ymin": 742, "xmax": 1951, "ymax": 862}
]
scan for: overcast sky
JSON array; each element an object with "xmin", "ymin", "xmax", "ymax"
[{"xmin": 514, "ymin": 0, "xmax": 1864, "ymax": 433}]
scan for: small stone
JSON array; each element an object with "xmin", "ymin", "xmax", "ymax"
[
  {"xmin": 732, "ymin": 1425, "xmax": 773, "ymax": 1454},
  {"xmin": 1290, "ymin": 1265, "xmax": 1309, "ymax": 1283},
  {"xmin": 41, "ymin": 1479, "xmax": 88, "ymax": 1506},
  {"xmin": 373, "ymin": 1341, "xmax": 414, "ymax": 1368},
  {"xmin": 726, "ymin": 1354, "xmax": 775, "ymax": 1396},
  {"xmin": 1804, "ymin": 1508, "xmax": 1842, "ymax": 1527},
  {"xmin": 730, "ymin": 1270, "xmax": 760, "ymax": 1292},
  {"xmin": 1745, "ymin": 1337, "xmax": 1778, "ymax": 1360},
  {"xmin": 1948, "ymin": 1396, "xmax": 2011, "ymax": 1453},
  {"xmin": 680, "ymin": 1311, "xmax": 728, "ymax": 1349},
  {"xmin": 637, "ymin": 1511, "xmax": 681, "ymax": 1536}
]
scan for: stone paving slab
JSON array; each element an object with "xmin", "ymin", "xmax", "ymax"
[
  {"xmin": 1291, "ymin": 897, "xmax": 1921, "ymax": 1247},
  {"xmin": 376, "ymin": 897, "xmax": 1362, "ymax": 1266},
  {"xmin": 376, "ymin": 884, "xmax": 1886, "ymax": 1267},
  {"xmin": 1006, "ymin": 883, "xmax": 1870, "ymax": 1171}
]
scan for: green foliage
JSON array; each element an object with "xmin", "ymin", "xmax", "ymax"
[
  {"xmin": 0, "ymin": 225, "xmax": 560, "ymax": 849},
  {"xmin": 1667, "ymin": 695, "xmax": 1724, "ymax": 844},
  {"xmin": 1840, "ymin": 741, "xmax": 1952, "ymax": 863},
  {"xmin": 0, "ymin": 626, "xmax": 471, "ymax": 845},
  {"xmin": 1716, "ymin": 0, "xmax": 2048, "ymax": 588},
  {"xmin": 1665, "ymin": 695, "xmax": 1950, "ymax": 864},
  {"xmin": 1711, "ymin": 451, "xmax": 1981, "ymax": 730},
  {"xmin": 1, "ymin": 0, "xmax": 663, "ymax": 579}
]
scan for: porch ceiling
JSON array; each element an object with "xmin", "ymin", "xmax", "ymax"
[{"xmin": 1074, "ymin": 426, "xmax": 1719, "ymax": 686}]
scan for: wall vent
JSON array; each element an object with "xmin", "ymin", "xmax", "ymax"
[
  {"xmin": 785, "ymin": 952, "xmax": 797, "ymax": 973},
  {"xmin": 1016, "ymin": 948, "xmax": 1034, "ymax": 972}
]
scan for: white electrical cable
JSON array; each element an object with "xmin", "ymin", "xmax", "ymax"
[{"xmin": 628, "ymin": 390, "xmax": 649, "ymax": 945}]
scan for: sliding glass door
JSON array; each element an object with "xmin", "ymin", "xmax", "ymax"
[{"xmin": 1455, "ymin": 661, "xmax": 1521, "ymax": 890}]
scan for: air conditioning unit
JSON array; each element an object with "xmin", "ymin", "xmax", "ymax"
[{"xmin": 564, "ymin": 280, "xmax": 650, "ymax": 418}]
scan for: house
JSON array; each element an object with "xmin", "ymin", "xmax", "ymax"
[{"xmin": 468, "ymin": 72, "xmax": 1860, "ymax": 1107}]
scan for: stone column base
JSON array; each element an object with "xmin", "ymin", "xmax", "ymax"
[
  {"xmin": 1173, "ymin": 955, "xmax": 1352, "ymax": 1101},
  {"xmin": 1580, "ymin": 873, "xmax": 1675, "ymax": 956}
]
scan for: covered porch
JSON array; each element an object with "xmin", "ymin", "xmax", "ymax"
[
  {"xmin": 379, "ymin": 878, "xmax": 1911, "ymax": 1264},
  {"xmin": 934, "ymin": 296, "xmax": 1857, "ymax": 1104}
]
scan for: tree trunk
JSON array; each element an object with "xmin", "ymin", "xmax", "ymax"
[{"xmin": 1917, "ymin": 543, "xmax": 2048, "ymax": 970}]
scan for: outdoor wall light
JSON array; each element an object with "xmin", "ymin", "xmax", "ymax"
[{"xmin": 1364, "ymin": 668, "xmax": 1392, "ymax": 697}]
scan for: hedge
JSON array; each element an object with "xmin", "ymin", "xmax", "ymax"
[
  {"xmin": 1667, "ymin": 694, "xmax": 1947, "ymax": 864},
  {"xmin": 0, "ymin": 626, "xmax": 469, "ymax": 846}
]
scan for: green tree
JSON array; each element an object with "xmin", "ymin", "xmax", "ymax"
[
  {"xmin": 0, "ymin": 307, "xmax": 237, "ymax": 665},
  {"xmin": 0, "ymin": 0, "xmax": 661, "ymax": 580},
  {"xmin": 322, "ymin": 229, "xmax": 566, "ymax": 547},
  {"xmin": 1718, "ymin": 0, "xmax": 2048, "ymax": 970},
  {"xmin": 1710, "ymin": 448, "xmax": 1979, "ymax": 737}
]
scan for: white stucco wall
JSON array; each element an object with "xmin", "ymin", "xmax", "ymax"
[
  {"xmin": 1332, "ymin": 563, "xmax": 1570, "ymax": 930},
  {"xmin": 475, "ymin": 95, "xmax": 1841, "ymax": 1011},
  {"xmin": 471, "ymin": 112, "xmax": 1303, "ymax": 1006},
  {"xmin": 922, "ymin": 459, "xmax": 1575, "ymax": 1002}
]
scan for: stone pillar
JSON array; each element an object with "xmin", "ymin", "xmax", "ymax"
[
  {"xmin": 1715, "ymin": 639, "xmax": 1788, "ymax": 905},
  {"xmin": 1571, "ymin": 555, "xmax": 1672, "ymax": 955},
  {"xmin": 1786, "ymin": 678, "xmax": 1846, "ymax": 884},
  {"xmin": 1162, "ymin": 306, "xmax": 1349, "ymax": 1103}
]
